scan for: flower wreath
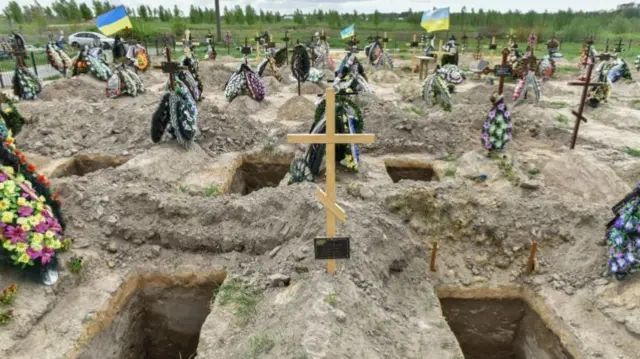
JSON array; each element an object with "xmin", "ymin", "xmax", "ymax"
[
  {"xmin": 587, "ymin": 60, "xmax": 614, "ymax": 108},
  {"xmin": 482, "ymin": 94, "xmax": 513, "ymax": 152},
  {"xmin": 291, "ymin": 44, "xmax": 311, "ymax": 83},
  {"xmin": 46, "ymin": 41, "xmax": 73, "ymax": 74},
  {"xmin": 106, "ymin": 66, "xmax": 145, "ymax": 98},
  {"xmin": 288, "ymin": 95, "xmax": 364, "ymax": 182},
  {"xmin": 12, "ymin": 66, "xmax": 42, "ymax": 101},
  {"xmin": 181, "ymin": 55, "xmax": 203, "ymax": 99},
  {"xmin": 537, "ymin": 55, "xmax": 556, "ymax": 80},
  {"xmin": 513, "ymin": 71, "xmax": 541, "ymax": 106},
  {"xmin": 151, "ymin": 80, "xmax": 199, "ymax": 148},
  {"xmin": 313, "ymin": 40, "xmax": 334, "ymax": 70},
  {"xmin": 0, "ymin": 96, "xmax": 24, "ymax": 136},
  {"xmin": 421, "ymin": 71, "xmax": 452, "ymax": 111},
  {"xmin": 0, "ymin": 121, "xmax": 68, "ymax": 281},
  {"xmin": 224, "ymin": 64, "xmax": 266, "ymax": 102},
  {"xmin": 364, "ymin": 41, "xmax": 394, "ymax": 70},
  {"xmin": 606, "ymin": 188, "xmax": 640, "ymax": 280}
]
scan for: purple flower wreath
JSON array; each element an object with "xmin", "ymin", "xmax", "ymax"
[
  {"xmin": 481, "ymin": 96, "xmax": 513, "ymax": 152},
  {"xmin": 607, "ymin": 196, "xmax": 640, "ymax": 280}
]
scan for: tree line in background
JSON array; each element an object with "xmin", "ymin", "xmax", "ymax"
[{"xmin": 4, "ymin": 0, "xmax": 640, "ymax": 40}]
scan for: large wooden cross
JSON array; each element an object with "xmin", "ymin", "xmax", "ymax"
[
  {"xmin": 481, "ymin": 48, "xmax": 512, "ymax": 95},
  {"xmin": 567, "ymin": 60, "xmax": 603, "ymax": 149},
  {"xmin": 153, "ymin": 47, "xmax": 183, "ymax": 90},
  {"xmin": 287, "ymin": 88, "xmax": 375, "ymax": 274}
]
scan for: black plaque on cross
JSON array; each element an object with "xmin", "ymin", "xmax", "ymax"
[
  {"xmin": 474, "ymin": 35, "xmax": 483, "ymax": 59},
  {"xmin": 566, "ymin": 62, "xmax": 604, "ymax": 149},
  {"xmin": 346, "ymin": 35, "xmax": 360, "ymax": 51},
  {"xmin": 314, "ymin": 237, "xmax": 351, "ymax": 260},
  {"xmin": 153, "ymin": 47, "xmax": 184, "ymax": 90},
  {"xmin": 482, "ymin": 48, "xmax": 512, "ymax": 95},
  {"xmin": 614, "ymin": 38, "xmax": 624, "ymax": 54}
]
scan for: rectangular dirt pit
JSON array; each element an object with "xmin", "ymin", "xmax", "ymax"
[
  {"xmin": 439, "ymin": 298, "xmax": 574, "ymax": 359},
  {"xmin": 77, "ymin": 273, "xmax": 226, "ymax": 359}
]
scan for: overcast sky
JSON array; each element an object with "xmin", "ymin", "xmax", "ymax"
[{"xmin": 12, "ymin": 0, "xmax": 628, "ymax": 15}]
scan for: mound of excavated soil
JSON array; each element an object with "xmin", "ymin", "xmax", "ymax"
[
  {"xmin": 262, "ymin": 76, "xmax": 282, "ymax": 95},
  {"xmin": 288, "ymin": 82, "xmax": 324, "ymax": 95},
  {"xmin": 39, "ymin": 76, "xmax": 106, "ymax": 103},
  {"xmin": 277, "ymin": 96, "xmax": 316, "ymax": 123},
  {"xmin": 370, "ymin": 70, "xmax": 401, "ymax": 83},
  {"xmin": 200, "ymin": 63, "xmax": 235, "ymax": 91},
  {"xmin": 395, "ymin": 80, "xmax": 421, "ymax": 103},
  {"xmin": 225, "ymin": 95, "xmax": 268, "ymax": 116}
]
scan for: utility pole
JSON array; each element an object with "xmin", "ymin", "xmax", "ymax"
[{"xmin": 215, "ymin": 0, "xmax": 222, "ymax": 42}]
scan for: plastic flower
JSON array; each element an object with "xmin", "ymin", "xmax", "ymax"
[
  {"xmin": 2, "ymin": 212, "xmax": 14, "ymax": 224},
  {"xmin": 0, "ymin": 200, "xmax": 9, "ymax": 211}
]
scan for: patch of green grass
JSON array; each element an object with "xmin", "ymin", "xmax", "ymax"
[
  {"xmin": 444, "ymin": 166, "xmax": 457, "ymax": 177},
  {"xmin": 249, "ymin": 335, "xmax": 275, "ymax": 358},
  {"xmin": 404, "ymin": 105, "xmax": 424, "ymax": 116},
  {"xmin": 43, "ymin": 74, "xmax": 63, "ymax": 81},
  {"xmin": 262, "ymin": 138, "xmax": 276, "ymax": 153},
  {"xmin": 624, "ymin": 147, "xmax": 640, "ymax": 157},
  {"xmin": 69, "ymin": 256, "xmax": 83, "ymax": 274},
  {"xmin": 324, "ymin": 293, "xmax": 338, "ymax": 308},
  {"xmin": 441, "ymin": 340, "xmax": 453, "ymax": 349},
  {"xmin": 216, "ymin": 280, "xmax": 261, "ymax": 325},
  {"xmin": 204, "ymin": 185, "xmax": 220, "ymax": 197},
  {"xmin": 494, "ymin": 155, "xmax": 519, "ymax": 184},
  {"xmin": 527, "ymin": 167, "xmax": 541, "ymax": 176},
  {"xmin": 178, "ymin": 184, "xmax": 189, "ymax": 193},
  {"xmin": 556, "ymin": 114, "xmax": 569, "ymax": 123},
  {"xmin": 441, "ymin": 153, "xmax": 459, "ymax": 162},
  {"xmin": 550, "ymin": 101, "xmax": 568, "ymax": 108}
]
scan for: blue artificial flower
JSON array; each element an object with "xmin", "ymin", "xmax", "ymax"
[{"xmin": 615, "ymin": 216, "xmax": 625, "ymax": 230}]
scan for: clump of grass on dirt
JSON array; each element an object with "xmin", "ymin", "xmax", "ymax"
[
  {"xmin": 550, "ymin": 101, "xmax": 568, "ymax": 108},
  {"xmin": 262, "ymin": 137, "xmax": 276, "ymax": 153},
  {"xmin": 204, "ymin": 185, "xmax": 220, "ymax": 197},
  {"xmin": 249, "ymin": 335, "xmax": 275, "ymax": 358},
  {"xmin": 624, "ymin": 147, "xmax": 640, "ymax": 157},
  {"xmin": 404, "ymin": 105, "xmax": 424, "ymax": 116},
  {"xmin": 527, "ymin": 167, "xmax": 541, "ymax": 176},
  {"xmin": 556, "ymin": 114, "xmax": 569, "ymax": 123},
  {"xmin": 216, "ymin": 280, "xmax": 262, "ymax": 325},
  {"xmin": 178, "ymin": 184, "xmax": 189, "ymax": 193},
  {"xmin": 441, "ymin": 153, "xmax": 459, "ymax": 162},
  {"xmin": 445, "ymin": 167, "xmax": 456, "ymax": 177},
  {"xmin": 324, "ymin": 293, "xmax": 338, "ymax": 307},
  {"xmin": 491, "ymin": 154, "xmax": 519, "ymax": 184}
]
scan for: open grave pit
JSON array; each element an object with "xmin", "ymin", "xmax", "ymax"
[
  {"xmin": 228, "ymin": 152, "xmax": 294, "ymax": 195},
  {"xmin": 77, "ymin": 272, "xmax": 226, "ymax": 359},
  {"xmin": 384, "ymin": 159, "xmax": 439, "ymax": 183},
  {"xmin": 438, "ymin": 287, "xmax": 578, "ymax": 359},
  {"xmin": 49, "ymin": 155, "xmax": 131, "ymax": 178}
]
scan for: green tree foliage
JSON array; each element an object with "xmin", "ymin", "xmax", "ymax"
[
  {"xmin": 173, "ymin": 5, "xmax": 180, "ymax": 18},
  {"xmin": 79, "ymin": 2, "xmax": 92, "ymax": 20},
  {"xmin": 293, "ymin": 9, "xmax": 305, "ymax": 25},
  {"xmin": 274, "ymin": 11, "xmax": 282, "ymax": 22},
  {"xmin": 245, "ymin": 4, "xmax": 257, "ymax": 25},
  {"xmin": 611, "ymin": 15, "xmax": 631, "ymax": 34},
  {"xmin": 233, "ymin": 5, "xmax": 244, "ymax": 24},
  {"xmin": 92, "ymin": 0, "xmax": 102, "ymax": 15},
  {"xmin": 372, "ymin": 10, "xmax": 381, "ymax": 27},
  {"xmin": 4, "ymin": 1, "xmax": 25, "ymax": 23},
  {"xmin": 223, "ymin": 6, "xmax": 231, "ymax": 24},
  {"xmin": 138, "ymin": 5, "xmax": 148, "ymax": 20}
]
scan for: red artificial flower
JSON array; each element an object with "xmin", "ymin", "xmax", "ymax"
[
  {"xmin": 13, "ymin": 149, "xmax": 21, "ymax": 157},
  {"xmin": 38, "ymin": 174, "xmax": 46, "ymax": 183},
  {"xmin": 27, "ymin": 164, "xmax": 36, "ymax": 172},
  {"xmin": 52, "ymin": 193, "xmax": 59, "ymax": 201},
  {"xmin": 44, "ymin": 180, "xmax": 50, "ymax": 188},
  {"xmin": 19, "ymin": 155, "xmax": 26, "ymax": 164}
]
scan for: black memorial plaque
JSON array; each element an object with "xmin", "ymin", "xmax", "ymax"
[
  {"xmin": 494, "ymin": 64, "xmax": 513, "ymax": 77},
  {"xmin": 489, "ymin": 44, "xmax": 497, "ymax": 50},
  {"xmin": 314, "ymin": 237, "xmax": 351, "ymax": 260},
  {"xmin": 160, "ymin": 61, "xmax": 180, "ymax": 74},
  {"xmin": 410, "ymin": 41, "xmax": 419, "ymax": 48},
  {"xmin": 241, "ymin": 46, "xmax": 252, "ymax": 56}
]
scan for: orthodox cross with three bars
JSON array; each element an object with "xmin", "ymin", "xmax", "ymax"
[{"xmin": 287, "ymin": 88, "xmax": 375, "ymax": 274}]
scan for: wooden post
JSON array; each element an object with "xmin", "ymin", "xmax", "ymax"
[
  {"xmin": 498, "ymin": 48, "xmax": 511, "ymax": 95},
  {"xmin": 526, "ymin": 241, "xmax": 538, "ymax": 274},
  {"xmin": 383, "ymin": 32, "xmax": 387, "ymax": 49},
  {"xmin": 491, "ymin": 36, "xmax": 496, "ymax": 58},
  {"xmin": 437, "ymin": 39, "xmax": 443, "ymax": 65},
  {"xmin": 153, "ymin": 46, "xmax": 182, "ymax": 90},
  {"xmin": 430, "ymin": 241, "xmax": 438, "ymax": 272},
  {"xmin": 287, "ymin": 88, "xmax": 375, "ymax": 274},
  {"xmin": 412, "ymin": 34, "xmax": 417, "ymax": 72}
]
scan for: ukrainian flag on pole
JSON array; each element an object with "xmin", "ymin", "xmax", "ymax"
[
  {"xmin": 96, "ymin": 5, "xmax": 133, "ymax": 36},
  {"xmin": 421, "ymin": 7, "xmax": 450, "ymax": 33},
  {"xmin": 340, "ymin": 24, "xmax": 355, "ymax": 39}
]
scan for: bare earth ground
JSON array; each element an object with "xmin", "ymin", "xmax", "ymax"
[{"xmin": 0, "ymin": 52, "xmax": 639, "ymax": 359}]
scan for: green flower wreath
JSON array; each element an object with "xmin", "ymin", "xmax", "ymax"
[{"xmin": 313, "ymin": 96, "xmax": 364, "ymax": 133}]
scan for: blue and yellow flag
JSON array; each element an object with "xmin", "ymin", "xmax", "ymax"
[
  {"xmin": 340, "ymin": 24, "xmax": 355, "ymax": 39},
  {"xmin": 421, "ymin": 8, "xmax": 450, "ymax": 33},
  {"xmin": 96, "ymin": 5, "xmax": 132, "ymax": 36}
]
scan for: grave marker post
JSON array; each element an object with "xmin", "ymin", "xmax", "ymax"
[
  {"xmin": 286, "ymin": 88, "xmax": 375, "ymax": 274},
  {"xmin": 410, "ymin": 34, "xmax": 418, "ymax": 72},
  {"xmin": 526, "ymin": 241, "xmax": 538, "ymax": 274},
  {"xmin": 152, "ymin": 46, "xmax": 184, "ymax": 90},
  {"xmin": 430, "ymin": 241, "xmax": 439, "ymax": 272},
  {"xmin": 283, "ymin": 30, "xmax": 290, "ymax": 65},
  {"xmin": 567, "ymin": 59, "xmax": 604, "ymax": 149}
]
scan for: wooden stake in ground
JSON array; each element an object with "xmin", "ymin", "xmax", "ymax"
[
  {"xmin": 567, "ymin": 61, "xmax": 603, "ymax": 149},
  {"xmin": 527, "ymin": 241, "xmax": 538, "ymax": 274},
  {"xmin": 282, "ymin": 30, "xmax": 290, "ymax": 65},
  {"xmin": 255, "ymin": 32, "xmax": 261, "ymax": 62},
  {"xmin": 287, "ymin": 88, "xmax": 375, "ymax": 274},
  {"xmin": 430, "ymin": 241, "xmax": 439, "ymax": 272},
  {"xmin": 411, "ymin": 34, "xmax": 419, "ymax": 72}
]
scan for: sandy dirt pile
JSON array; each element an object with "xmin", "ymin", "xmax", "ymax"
[{"xmin": 1, "ymin": 56, "xmax": 640, "ymax": 359}]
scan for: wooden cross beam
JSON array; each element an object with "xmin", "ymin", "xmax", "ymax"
[
  {"xmin": 474, "ymin": 35, "xmax": 483, "ymax": 60},
  {"xmin": 567, "ymin": 61, "xmax": 604, "ymax": 149},
  {"xmin": 283, "ymin": 30, "xmax": 290, "ymax": 65},
  {"xmin": 241, "ymin": 37, "xmax": 252, "ymax": 65},
  {"xmin": 615, "ymin": 38, "xmax": 624, "ymax": 53},
  {"xmin": 287, "ymin": 88, "xmax": 375, "ymax": 274},
  {"xmin": 254, "ymin": 32, "xmax": 261, "ymax": 61},
  {"xmin": 481, "ymin": 48, "xmax": 512, "ymax": 94},
  {"xmin": 153, "ymin": 47, "xmax": 184, "ymax": 90}
]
